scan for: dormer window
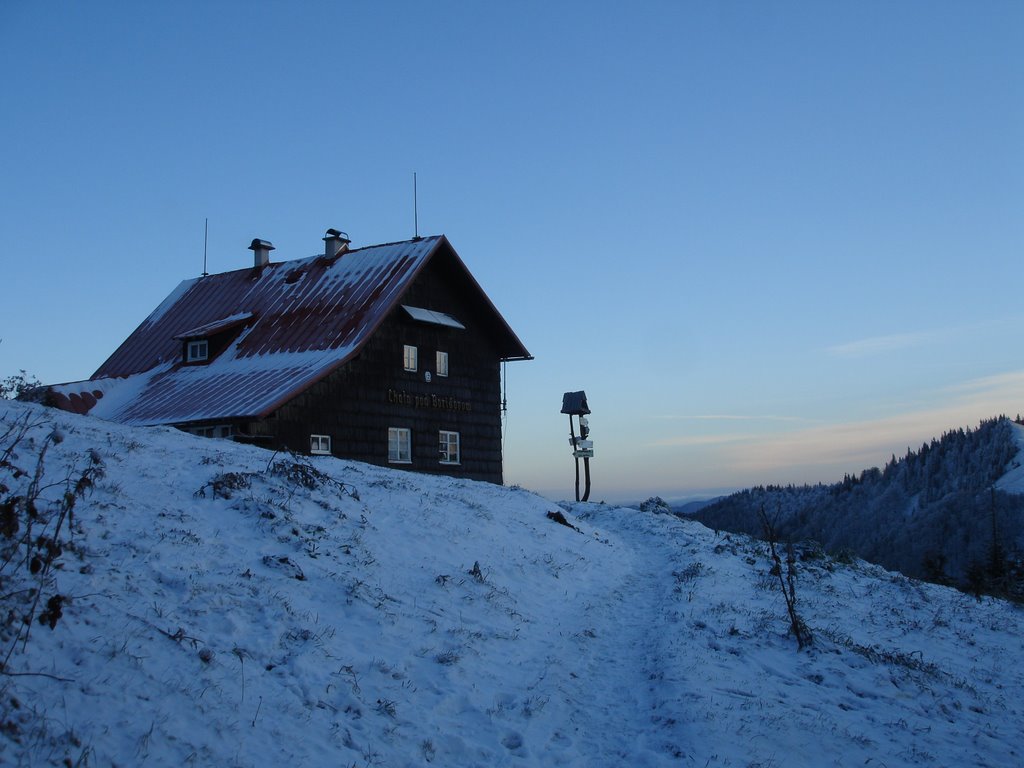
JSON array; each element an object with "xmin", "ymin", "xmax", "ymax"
[
  {"xmin": 186, "ymin": 339, "xmax": 209, "ymax": 362},
  {"xmin": 175, "ymin": 312, "xmax": 254, "ymax": 366}
]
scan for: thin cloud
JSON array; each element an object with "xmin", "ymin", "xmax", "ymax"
[
  {"xmin": 648, "ymin": 414, "xmax": 816, "ymax": 448},
  {"xmin": 825, "ymin": 331, "xmax": 933, "ymax": 359},
  {"xmin": 646, "ymin": 368, "xmax": 1024, "ymax": 486},
  {"xmin": 660, "ymin": 414, "xmax": 814, "ymax": 424},
  {"xmin": 940, "ymin": 370, "xmax": 1024, "ymax": 401},
  {"xmin": 825, "ymin": 317, "xmax": 1023, "ymax": 360},
  {"xmin": 719, "ymin": 370, "xmax": 1024, "ymax": 478},
  {"xmin": 649, "ymin": 432, "xmax": 765, "ymax": 449}
]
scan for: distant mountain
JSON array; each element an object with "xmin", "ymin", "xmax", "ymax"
[
  {"xmin": 690, "ymin": 416, "xmax": 1024, "ymax": 595},
  {"xmin": 624, "ymin": 496, "xmax": 723, "ymax": 516},
  {"xmin": 671, "ymin": 497, "xmax": 722, "ymax": 516}
]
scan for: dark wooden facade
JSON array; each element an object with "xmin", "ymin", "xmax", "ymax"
[{"xmin": 242, "ymin": 257, "xmax": 506, "ymax": 483}]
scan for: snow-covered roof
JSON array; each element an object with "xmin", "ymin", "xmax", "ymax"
[{"xmin": 48, "ymin": 235, "xmax": 530, "ymax": 426}]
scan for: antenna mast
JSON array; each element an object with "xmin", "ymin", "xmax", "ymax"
[
  {"xmin": 413, "ymin": 172, "xmax": 419, "ymax": 240},
  {"xmin": 202, "ymin": 217, "xmax": 209, "ymax": 276}
]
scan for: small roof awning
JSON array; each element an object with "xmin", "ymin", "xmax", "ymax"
[
  {"xmin": 174, "ymin": 312, "xmax": 255, "ymax": 340},
  {"xmin": 402, "ymin": 305, "xmax": 465, "ymax": 330}
]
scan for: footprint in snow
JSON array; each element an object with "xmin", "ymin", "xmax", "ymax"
[{"xmin": 501, "ymin": 731, "xmax": 524, "ymax": 753}]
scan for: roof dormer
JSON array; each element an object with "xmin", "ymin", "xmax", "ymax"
[{"xmin": 174, "ymin": 312, "xmax": 254, "ymax": 365}]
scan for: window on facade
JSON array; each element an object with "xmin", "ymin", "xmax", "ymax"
[
  {"xmin": 439, "ymin": 430, "xmax": 460, "ymax": 464},
  {"xmin": 436, "ymin": 350, "xmax": 449, "ymax": 377},
  {"xmin": 310, "ymin": 434, "xmax": 331, "ymax": 455},
  {"xmin": 186, "ymin": 339, "xmax": 209, "ymax": 362},
  {"xmin": 403, "ymin": 345, "xmax": 418, "ymax": 372},
  {"xmin": 388, "ymin": 427, "xmax": 412, "ymax": 463}
]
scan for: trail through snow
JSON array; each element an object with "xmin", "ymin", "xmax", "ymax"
[{"xmin": 543, "ymin": 510, "xmax": 681, "ymax": 765}]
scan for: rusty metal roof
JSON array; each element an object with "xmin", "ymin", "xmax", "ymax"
[{"xmin": 48, "ymin": 235, "xmax": 530, "ymax": 426}]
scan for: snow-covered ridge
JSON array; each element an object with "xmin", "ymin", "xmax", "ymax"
[
  {"xmin": 1, "ymin": 399, "xmax": 1022, "ymax": 767},
  {"xmin": 995, "ymin": 421, "xmax": 1024, "ymax": 494}
]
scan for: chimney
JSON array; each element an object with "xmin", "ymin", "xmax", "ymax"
[
  {"xmin": 323, "ymin": 228, "xmax": 351, "ymax": 258},
  {"xmin": 249, "ymin": 238, "xmax": 275, "ymax": 267}
]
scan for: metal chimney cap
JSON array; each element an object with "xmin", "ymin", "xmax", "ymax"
[
  {"xmin": 248, "ymin": 238, "xmax": 275, "ymax": 251},
  {"xmin": 323, "ymin": 229, "xmax": 351, "ymax": 258}
]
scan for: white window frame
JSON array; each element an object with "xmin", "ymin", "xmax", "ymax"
[
  {"xmin": 186, "ymin": 339, "xmax": 209, "ymax": 362},
  {"xmin": 403, "ymin": 344, "xmax": 418, "ymax": 372},
  {"xmin": 310, "ymin": 434, "xmax": 331, "ymax": 455},
  {"xmin": 436, "ymin": 350, "xmax": 449, "ymax": 377},
  {"xmin": 439, "ymin": 430, "xmax": 460, "ymax": 465},
  {"xmin": 388, "ymin": 427, "xmax": 412, "ymax": 463}
]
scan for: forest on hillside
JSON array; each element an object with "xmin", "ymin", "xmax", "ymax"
[{"xmin": 690, "ymin": 417, "xmax": 1024, "ymax": 596}]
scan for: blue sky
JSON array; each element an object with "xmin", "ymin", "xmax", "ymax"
[{"xmin": 2, "ymin": 1, "xmax": 1022, "ymax": 502}]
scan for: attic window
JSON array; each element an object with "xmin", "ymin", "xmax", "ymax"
[{"xmin": 186, "ymin": 340, "xmax": 209, "ymax": 362}]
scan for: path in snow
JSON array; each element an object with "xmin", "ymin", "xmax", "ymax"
[{"xmin": 532, "ymin": 505, "xmax": 696, "ymax": 766}]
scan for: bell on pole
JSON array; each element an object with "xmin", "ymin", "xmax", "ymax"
[{"xmin": 561, "ymin": 391, "xmax": 594, "ymax": 502}]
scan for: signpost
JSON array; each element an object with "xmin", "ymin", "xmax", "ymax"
[{"xmin": 561, "ymin": 391, "xmax": 593, "ymax": 502}]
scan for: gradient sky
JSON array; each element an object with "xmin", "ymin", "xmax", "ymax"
[{"xmin": 2, "ymin": 1, "xmax": 1022, "ymax": 502}]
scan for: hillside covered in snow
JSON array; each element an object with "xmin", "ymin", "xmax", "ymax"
[{"xmin": 1, "ymin": 399, "xmax": 1022, "ymax": 766}]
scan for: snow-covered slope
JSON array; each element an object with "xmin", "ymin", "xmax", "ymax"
[
  {"xmin": 995, "ymin": 421, "xmax": 1024, "ymax": 494},
  {"xmin": 1, "ymin": 400, "xmax": 1022, "ymax": 767}
]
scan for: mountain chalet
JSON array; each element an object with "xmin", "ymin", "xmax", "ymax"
[{"xmin": 44, "ymin": 231, "xmax": 531, "ymax": 484}]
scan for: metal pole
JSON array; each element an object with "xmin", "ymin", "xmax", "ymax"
[
  {"xmin": 582, "ymin": 456, "xmax": 591, "ymax": 502},
  {"xmin": 202, "ymin": 217, "xmax": 209, "ymax": 277},
  {"xmin": 569, "ymin": 414, "xmax": 580, "ymax": 502}
]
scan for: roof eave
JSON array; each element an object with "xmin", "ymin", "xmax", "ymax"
[{"xmin": 432, "ymin": 235, "xmax": 532, "ymax": 361}]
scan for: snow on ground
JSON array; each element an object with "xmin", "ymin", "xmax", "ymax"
[{"xmin": 1, "ymin": 398, "xmax": 1022, "ymax": 767}]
